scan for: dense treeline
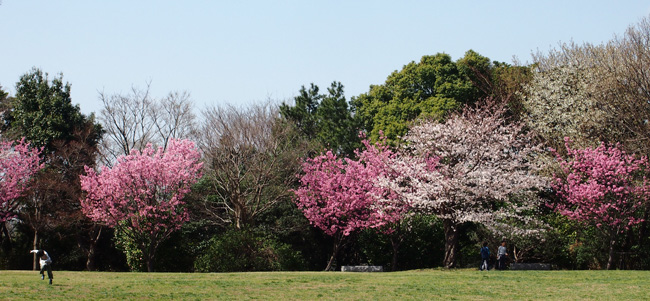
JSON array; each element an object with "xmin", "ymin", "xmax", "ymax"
[{"xmin": 2, "ymin": 16, "xmax": 650, "ymax": 272}]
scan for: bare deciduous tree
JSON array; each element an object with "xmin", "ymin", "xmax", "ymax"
[
  {"xmin": 196, "ymin": 102, "xmax": 307, "ymax": 229},
  {"xmin": 98, "ymin": 83, "xmax": 195, "ymax": 165},
  {"xmin": 150, "ymin": 91, "xmax": 196, "ymax": 150}
]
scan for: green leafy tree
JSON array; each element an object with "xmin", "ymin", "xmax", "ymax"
[
  {"xmin": 351, "ymin": 51, "xmax": 488, "ymax": 143},
  {"xmin": 3, "ymin": 68, "xmax": 102, "ymax": 153},
  {"xmin": 2, "ymin": 68, "xmax": 103, "ymax": 270},
  {"xmin": 281, "ymin": 81, "xmax": 360, "ymax": 155},
  {"xmin": 0, "ymin": 85, "xmax": 8, "ymax": 105},
  {"xmin": 457, "ymin": 52, "xmax": 533, "ymax": 120}
]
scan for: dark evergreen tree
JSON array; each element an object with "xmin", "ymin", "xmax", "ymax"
[{"xmin": 280, "ymin": 81, "xmax": 360, "ymax": 156}]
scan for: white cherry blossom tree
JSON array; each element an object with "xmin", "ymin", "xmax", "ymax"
[{"xmin": 379, "ymin": 100, "xmax": 548, "ymax": 268}]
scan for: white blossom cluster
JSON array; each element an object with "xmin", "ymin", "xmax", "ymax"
[
  {"xmin": 525, "ymin": 19, "xmax": 650, "ymax": 154},
  {"xmin": 521, "ymin": 64, "xmax": 608, "ymax": 149},
  {"xmin": 377, "ymin": 102, "xmax": 549, "ymax": 237}
]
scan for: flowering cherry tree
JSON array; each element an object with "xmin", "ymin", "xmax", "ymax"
[
  {"xmin": 80, "ymin": 139, "xmax": 202, "ymax": 272},
  {"xmin": 552, "ymin": 138, "xmax": 650, "ymax": 269},
  {"xmin": 0, "ymin": 138, "xmax": 43, "ymax": 223},
  {"xmin": 294, "ymin": 137, "xmax": 407, "ymax": 271},
  {"xmin": 379, "ymin": 101, "xmax": 548, "ymax": 268}
]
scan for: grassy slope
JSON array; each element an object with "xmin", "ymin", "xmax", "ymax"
[{"xmin": 2, "ymin": 269, "xmax": 649, "ymax": 300}]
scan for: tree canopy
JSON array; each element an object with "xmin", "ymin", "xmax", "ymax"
[
  {"xmin": 3, "ymin": 68, "xmax": 102, "ymax": 154},
  {"xmin": 351, "ymin": 51, "xmax": 490, "ymax": 143},
  {"xmin": 0, "ymin": 138, "xmax": 43, "ymax": 223},
  {"xmin": 80, "ymin": 139, "xmax": 203, "ymax": 272},
  {"xmin": 280, "ymin": 81, "xmax": 360, "ymax": 156},
  {"xmin": 377, "ymin": 101, "xmax": 547, "ymax": 268},
  {"xmin": 552, "ymin": 138, "xmax": 650, "ymax": 269}
]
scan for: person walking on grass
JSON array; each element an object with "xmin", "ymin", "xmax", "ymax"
[
  {"xmin": 497, "ymin": 240, "xmax": 508, "ymax": 270},
  {"xmin": 30, "ymin": 249, "xmax": 53, "ymax": 285},
  {"xmin": 479, "ymin": 242, "xmax": 490, "ymax": 271}
]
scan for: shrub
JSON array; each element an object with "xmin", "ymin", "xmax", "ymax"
[{"xmin": 194, "ymin": 229, "xmax": 305, "ymax": 272}]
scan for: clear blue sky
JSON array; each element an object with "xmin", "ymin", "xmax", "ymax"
[{"xmin": 1, "ymin": 1, "xmax": 649, "ymax": 115}]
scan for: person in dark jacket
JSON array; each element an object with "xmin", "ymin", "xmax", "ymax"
[
  {"xmin": 479, "ymin": 242, "xmax": 490, "ymax": 271},
  {"xmin": 30, "ymin": 249, "xmax": 53, "ymax": 285}
]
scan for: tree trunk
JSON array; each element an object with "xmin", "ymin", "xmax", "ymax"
[
  {"xmin": 606, "ymin": 228, "xmax": 619, "ymax": 270},
  {"xmin": 443, "ymin": 220, "xmax": 460, "ymax": 268},
  {"xmin": 325, "ymin": 234, "xmax": 343, "ymax": 271},
  {"xmin": 85, "ymin": 226, "xmax": 102, "ymax": 271},
  {"xmin": 513, "ymin": 245, "xmax": 518, "ymax": 263},
  {"xmin": 146, "ymin": 255, "xmax": 155, "ymax": 272},
  {"xmin": 235, "ymin": 208, "xmax": 242, "ymax": 230},
  {"xmin": 145, "ymin": 238, "xmax": 158, "ymax": 272},
  {"xmin": 32, "ymin": 229, "xmax": 39, "ymax": 271},
  {"xmin": 390, "ymin": 236, "xmax": 400, "ymax": 272},
  {"xmin": 1, "ymin": 223, "xmax": 12, "ymax": 252},
  {"xmin": 144, "ymin": 244, "xmax": 155, "ymax": 272},
  {"xmin": 85, "ymin": 248, "xmax": 96, "ymax": 271},
  {"xmin": 234, "ymin": 201, "xmax": 248, "ymax": 230}
]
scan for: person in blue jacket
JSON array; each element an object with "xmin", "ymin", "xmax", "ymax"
[{"xmin": 479, "ymin": 242, "xmax": 490, "ymax": 271}]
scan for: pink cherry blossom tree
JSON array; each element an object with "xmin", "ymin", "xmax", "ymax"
[
  {"xmin": 0, "ymin": 138, "xmax": 44, "ymax": 223},
  {"xmin": 552, "ymin": 138, "xmax": 650, "ymax": 270},
  {"xmin": 379, "ymin": 100, "xmax": 548, "ymax": 268},
  {"xmin": 294, "ymin": 137, "xmax": 408, "ymax": 271},
  {"xmin": 80, "ymin": 139, "xmax": 202, "ymax": 272},
  {"xmin": 359, "ymin": 137, "xmax": 412, "ymax": 271}
]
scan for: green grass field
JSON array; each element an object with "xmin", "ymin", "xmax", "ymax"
[{"xmin": 1, "ymin": 269, "xmax": 649, "ymax": 300}]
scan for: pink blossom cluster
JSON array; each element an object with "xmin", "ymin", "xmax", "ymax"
[
  {"xmin": 553, "ymin": 138, "xmax": 650, "ymax": 231},
  {"xmin": 80, "ymin": 139, "xmax": 203, "ymax": 235},
  {"xmin": 294, "ymin": 137, "xmax": 408, "ymax": 237},
  {"xmin": 0, "ymin": 138, "xmax": 44, "ymax": 222}
]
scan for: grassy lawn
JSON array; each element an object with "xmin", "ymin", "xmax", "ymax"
[{"xmin": 1, "ymin": 269, "xmax": 649, "ymax": 300}]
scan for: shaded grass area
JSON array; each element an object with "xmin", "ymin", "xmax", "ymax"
[{"xmin": 1, "ymin": 269, "xmax": 649, "ymax": 300}]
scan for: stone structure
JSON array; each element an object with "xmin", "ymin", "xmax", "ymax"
[{"xmin": 341, "ymin": 265, "xmax": 384, "ymax": 272}]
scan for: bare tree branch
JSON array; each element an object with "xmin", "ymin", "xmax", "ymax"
[
  {"xmin": 98, "ymin": 83, "xmax": 195, "ymax": 166},
  {"xmin": 196, "ymin": 102, "xmax": 307, "ymax": 229}
]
